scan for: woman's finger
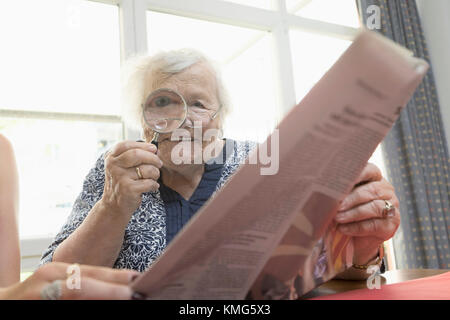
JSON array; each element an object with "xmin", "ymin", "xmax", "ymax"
[
  {"xmin": 131, "ymin": 179, "xmax": 160, "ymax": 194},
  {"xmin": 337, "ymin": 211, "xmax": 399, "ymax": 239},
  {"xmin": 352, "ymin": 162, "xmax": 382, "ymax": 187},
  {"xmin": 59, "ymin": 277, "xmax": 133, "ymax": 300},
  {"xmin": 109, "ymin": 141, "xmax": 155, "ymax": 157},
  {"xmin": 69, "ymin": 265, "xmax": 139, "ymax": 286},
  {"xmin": 337, "ymin": 218, "xmax": 389, "ymax": 238},
  {"xmin": 335, "ymin": 199, "xmax": 388, "ymax": 223},
  {"xmin": 36, "ymin": 263, "xmax": 139, "ymax": 286},
  {"xmin": 128, "ymin": 164, "xmax": 160, "ymax": 181},
  {"xmin": 114, "ymin": 148, "xmax": 162, "ymax": 169},
  {"xmin": 338, "ymin": 180, "xmax": 394, "ymax": 212}
]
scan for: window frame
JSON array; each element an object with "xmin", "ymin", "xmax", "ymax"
[{"xmin": 18, "ymin": 0, "xmax": 367, "ymax": 272}]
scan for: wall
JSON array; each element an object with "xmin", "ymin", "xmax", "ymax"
[{"xmin": 416, "ymin": 0, "xmax": 450, "ymax": 149}]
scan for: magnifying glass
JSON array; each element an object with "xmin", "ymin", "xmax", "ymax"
[{"xmin": 142, "ymin": 88, "xmax": 188, "ymax": 144}]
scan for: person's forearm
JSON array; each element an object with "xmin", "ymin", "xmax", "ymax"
[
  {"xmin": 52, "ymin": 200, "xmax": 130, "ymax": 267},
  {"xmin": 0, "ymin": 136, "xmax": 20, "ymax": 286},
  {"xmin": 0, "ymin": 231, "xmax": 20, "ymax": 286},
  {"xmin": 0, "ymin": 209, "xmax": 20, "ymax": 286}
]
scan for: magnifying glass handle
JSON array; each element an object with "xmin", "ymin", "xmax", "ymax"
[{"xmin": 151, "ymin": 132, "xmax": 159, "ymax": 145}]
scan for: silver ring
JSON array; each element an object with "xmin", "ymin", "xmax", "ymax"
[
  {"xmin": 382, "ymin": 200, "xmax": 395, "ymax": 218},
  {"xmin": 40, "ymin": 280, "xmax": 63, "ymax": 300},
  {"xmin": 135, "ymin": 166, "xmax": 143, "ymax": 180}
]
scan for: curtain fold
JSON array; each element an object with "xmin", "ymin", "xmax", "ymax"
[{"xmin": 356, "ymin": 0, "xmax": 450, "ymax": 269}]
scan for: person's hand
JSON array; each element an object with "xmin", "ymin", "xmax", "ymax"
[
  {"xmin": 334, "ymin": 163, "xmax": 400, "ymax": 265},
  {"xmin": 0, "ymin": 262, "xmax": 140, "ymax": 300},
  {"xmin": 101, "ymin": 141, "xmax": 162, "ymax": 219}
]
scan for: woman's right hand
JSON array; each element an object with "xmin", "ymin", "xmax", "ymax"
[
  {"xmin": 0, "ymin": 262, "xmax": 140, "ymax": 300},
  {"xmin": 101, "ymin": 141, "xmax": 162, "ymax": 219}
]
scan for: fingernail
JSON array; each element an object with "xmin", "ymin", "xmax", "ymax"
[
  {"xmin": 149, "ymin": 144, "xmax": 157, "ymax": 152},
  {"xmin": 131, "ymin": 292, "xmax": 147, "ymax": 300}
]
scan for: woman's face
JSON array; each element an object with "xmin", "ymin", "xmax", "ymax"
[{"xmin": 143, "ymin": 62, "xmax": 223, "ymax": 169}]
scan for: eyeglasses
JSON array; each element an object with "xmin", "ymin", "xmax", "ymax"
[{"xmin": 142, "ymin": 88, "xmax": 221, "ymax": 142}]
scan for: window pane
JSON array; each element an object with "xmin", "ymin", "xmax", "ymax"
[
  {"xmin": 287, "ymin": 0, "xmax": 361, "ymax": 28},
  {"xmin": 222, "ymin": 0, "xmax": 272, "ymax": 10},
  {"xmin": 146, "ymin": 12, "xmax": 278, "ymax": 142},
  {"xmin": 290, "ymin": 30, "xmax": 351, "ymax": 102},
  {"xmin": 290, "ymin": 29, "xmax": 388, "ymax": 180},
  {"xmin": 0, "ymin": 0, "xmax": 121, "ymax": 115},
  {"xmin": 222, "ymin": 35, "xmax": 279, "ymax": 142},
  {"xmin": 0, "ymin": 118, "xmax": 123, "ymax": 238},
  {"xmin": 147, "ymin": 11, "xmax": 262, "ymax": 64}
]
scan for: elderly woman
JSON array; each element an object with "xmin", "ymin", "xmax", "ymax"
[{"xmin": 41, "ymin": 49, "xmax": 400, "ymax": 294}]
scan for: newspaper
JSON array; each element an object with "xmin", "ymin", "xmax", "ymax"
[{"xmin": 130, "ymin": 30, "xmax": 428, "ymax": 299}]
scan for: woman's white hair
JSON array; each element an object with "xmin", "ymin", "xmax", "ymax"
[{"xmin": 121, "ymin": 48, "xmax": 231, "ymax": 131}]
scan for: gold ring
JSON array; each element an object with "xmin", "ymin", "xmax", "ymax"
[
  {"xmin": 135, "ymin": 166, "xmax": 143, "ymax": 180},
  {"xmin": 382, "ymin": 200, "xmax": 395, "ymax": 218}
]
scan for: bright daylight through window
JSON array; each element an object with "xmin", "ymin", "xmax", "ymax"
[{"xmin": 0, "ymin": 0, "xmax": 122, "ymax": 238}]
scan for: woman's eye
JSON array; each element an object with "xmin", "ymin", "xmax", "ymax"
[
  {"xmin": 155, "ymin": 96, "xmax": 171, "ymax": 107},
  {"xmin": 192, "ymin": 101, "xmax": 205, "ymax": 108}
]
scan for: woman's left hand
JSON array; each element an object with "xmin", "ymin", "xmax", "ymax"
[{"xmin": 334, "ymin": 163, "xmax": 400, "ymax": 265}]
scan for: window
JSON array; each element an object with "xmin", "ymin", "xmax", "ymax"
[
  {"xmin": 0, "ymin": 0, "xmax": 121, "ymax": 115},
  {"xmin": 287, "ymin": 0, "xmax": 361, "ymax": 28},
  {"xmin": 290, "ymin": 30, "xmax": 352, "ymax": 102},
  {"xmin": 0, "ymin": 118, "xmax": 122, "ymax": 238},
  {"xmin": 0, "ymin": 0, "xmax": 122, "ymax": 243},
  {"xmin": 222, "ymin": 0, "xmax": 273, "ymax": 10}
]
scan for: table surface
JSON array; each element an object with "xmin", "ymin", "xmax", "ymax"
[{"xmin": 302, "ymin": 269, "xmax": 450, "ymax": 299}]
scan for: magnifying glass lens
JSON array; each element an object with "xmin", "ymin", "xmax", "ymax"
[{"xmin": 143, "ymin": 89, "xmax": 187, "ymax": 133}]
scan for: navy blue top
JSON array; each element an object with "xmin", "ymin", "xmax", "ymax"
[{"xmin": 158, "ymin": 139, "xmax": 230, "ymax": 245}]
